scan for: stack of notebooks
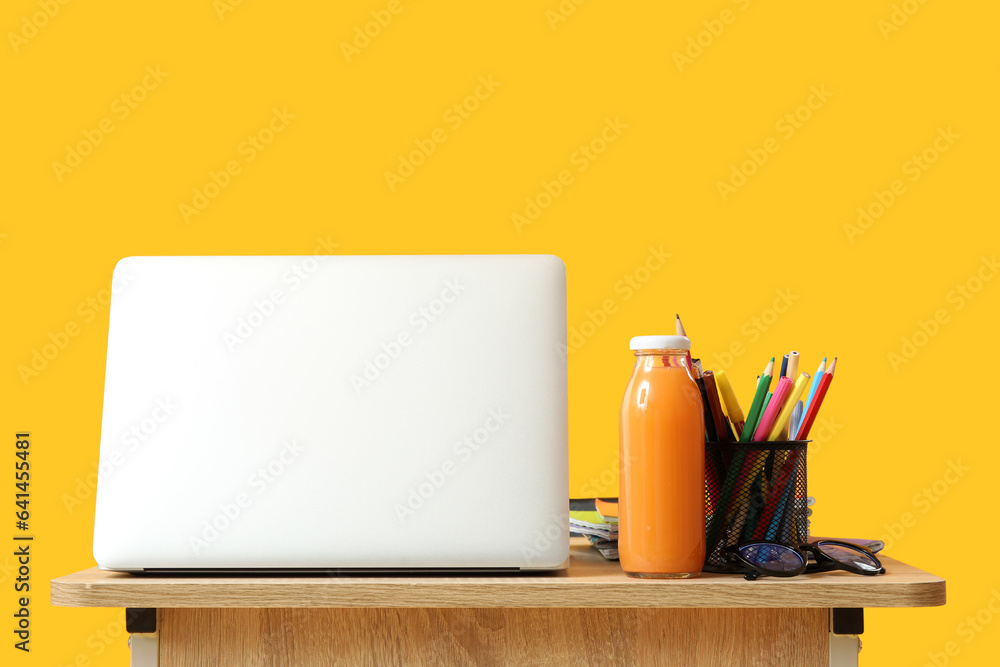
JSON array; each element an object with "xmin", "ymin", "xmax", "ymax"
[
  {"xmin": 569, "ymin": 498, "xmax": 619, "ymax": 560},
  {"xmin": 567, "ymin": 497, "xmax": 884, "ymax": 563}
]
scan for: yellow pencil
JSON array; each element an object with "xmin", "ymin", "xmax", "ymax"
[
  {"xmin": 767, "ymin": 371, "xmax": 811, "ymax": 442},
  {"xmin": 714, "ymin": 370, "xmax": 745, "ymax": 438}
]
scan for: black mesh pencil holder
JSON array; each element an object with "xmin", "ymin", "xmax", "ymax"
[{"xmin": 703, "ymin": 441, "xmax": 810, "ymax": 572}]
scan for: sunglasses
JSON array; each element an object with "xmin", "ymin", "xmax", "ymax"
[{"xmin": 724, "ymin": 540, "xmax": 886, "ymax": 581}]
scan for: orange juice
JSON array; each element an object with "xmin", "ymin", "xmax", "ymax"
[{"xmin": 619, "ymin": 337, "xmax": 705, "ymax": 578}]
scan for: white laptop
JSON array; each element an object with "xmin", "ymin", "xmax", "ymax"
[{"xmin": 92, "ymin": 255, "xmax": 568, "ymax": 572}]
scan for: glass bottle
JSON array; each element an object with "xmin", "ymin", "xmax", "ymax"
[{"xmin": 619, "ymin": 336, "xmax": 705, "ymax": 578}]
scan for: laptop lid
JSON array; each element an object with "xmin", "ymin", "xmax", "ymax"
[{"xmin": 93, "ymin": 255, "xmax": 568, "ymax": 571}]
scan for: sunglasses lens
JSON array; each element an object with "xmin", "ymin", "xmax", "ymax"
[
  {"xmin": 817, "ymin": 543, "xmax": 881, "ymax": 572},
  {"xmin": 738, "ymin": 543, "xmax": 805, "ymax": 573}
]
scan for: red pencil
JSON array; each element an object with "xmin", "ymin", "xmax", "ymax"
[
  {"xmin": 703, "ymin": 371, "xmax": 730, "ymax": 443},
  {"xmin": 795, "ymin": 358, "xmax": 836, "ymax": 439}
]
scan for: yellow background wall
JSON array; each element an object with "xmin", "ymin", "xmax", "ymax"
[{"xmin": 3, "ymin": 1, "xmax": 997, "ymax": 664}]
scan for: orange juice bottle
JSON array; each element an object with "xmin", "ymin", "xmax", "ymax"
[{"xmin": 619, "ymin": 335, "xmax": 705, "ymax": 578}]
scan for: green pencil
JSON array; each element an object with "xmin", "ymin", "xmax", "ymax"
[{"xmin": 740, "ymin": 358, "xmax": 774, "ymax": 442}]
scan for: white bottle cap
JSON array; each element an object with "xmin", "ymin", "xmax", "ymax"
[{"xmin": 629, "ymin": 335, "xmax": 691, "ymax": 351}]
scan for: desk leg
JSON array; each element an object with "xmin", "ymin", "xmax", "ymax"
[
  {"xmin": 130, "ymin": 632, "xmax": 159, "ymax": 666},
  {"xmin": 830, "ymin": 608, "xmax": 863, "ymax": 667},
  {"xmin": 126, "ymin": 608, "xmax": 159, "ymax": 667},
  {"xmin": 156, "ymin": 607, "xmax": 830, "ymax": 666}
]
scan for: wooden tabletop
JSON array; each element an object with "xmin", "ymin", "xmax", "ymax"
[{"xmin": 51, "ymin": 538, "xmax": 945, "ymax": 609}]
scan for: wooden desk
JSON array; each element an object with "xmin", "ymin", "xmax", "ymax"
[{"xmin": 52, "ymin": 538, "xmax": 945, "ymax": 666}]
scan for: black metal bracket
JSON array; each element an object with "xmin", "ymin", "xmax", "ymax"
[
  {"xmin": 832, "ymin": 607, "xmax": 864, "ymax": 635},
  {"xmin": 126, "ymin": 608, "xmax": 157, "ymax": 634}
]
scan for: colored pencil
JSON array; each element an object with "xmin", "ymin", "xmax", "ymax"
[
  {"xmin": 715, "ymin": 370, "xmax": 746, "ymax": 438},
  {"xmin": 802, "ymin": 357, "xmax": 827, "ymax": 416},
  {"xmin": 781, "ymin": 352, "xmax": 800, "ymax": 437},
  {"xmin": 757, "ymin": 393, "xmax": 772, "ymax": 432},
  {"xmin": 703, "ymin": 371, "xmax": 730, "ymax": 444},
  {"xmin": 795, "ymin": 358, "xmax": 837, "ymax": 439},
  {"xmin": 785, "ymin": 351, "xmax": 800, "ymax": 383},
  {"xmin": 751, "ymin": 453, "xmax": 798, "ymax": 540},
  {"xmin": 706, "ymin": 352, "xmax": 841, "ymax": 552},
  {"xmin": 753, "ymin": 377, "xmax": 792, "ymax": 441},
  {"xmin": 703, "ymin": 371, "xmax": 729, "ymax": 442},
  {"xmin": 706, "ymin": 359, "xmax": 773, "ymax": 550},
  {"xmin": 741, "ymin": 472, "xmax": 766, "ymax": 541},
  {"xmin": 723, "ymin": 418, "xmax": 737, "ymax": 442},
  {"xmin": 746, "ymin": 377, "xmax": 791, "ymax": 521},
  {"xmin": 696, "ymin": 377, "xmax": 718, "ymax": 442},
  {"xmin": 765, "ymin": 460, "xmax": 800, "ymax": 540},
  {"xmin": 740, "ymin": 358, "xmax": 774, "ymax": 442},
  {"xmin": 766, "ymin": 372, "xmax": 811, "ymax": 441},
  {"xmin": 789, "ymin": 401, "xmax": 804, "ymax": 438},
  {"xmin": 676, "ymin": 314, "xmax": 693, "ymax": 371}
]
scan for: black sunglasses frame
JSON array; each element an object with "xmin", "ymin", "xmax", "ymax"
[{"xmin": 724, "ymin": 539, "xmax": 886, "ymax": 581}]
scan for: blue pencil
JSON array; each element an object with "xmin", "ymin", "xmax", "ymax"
[
  {"xmin": 766, "ymin": 458, "xmax": 800, "ymax": 540},
  {"xmin": 802, "ymin": 357, "xmax": 827, "ymax": 417},
  {"xmin": 789, "ymin": 401, "xmax": 803, "ymax": 439},
  {"xmin": 779, "ymin": 354, "xmax": 789, "ymax": 379}
]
